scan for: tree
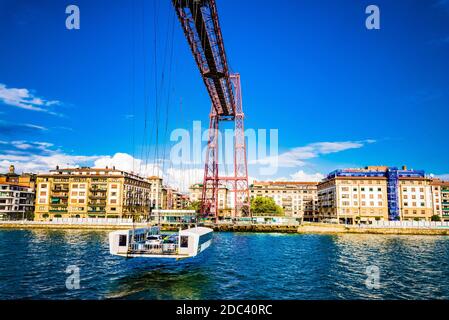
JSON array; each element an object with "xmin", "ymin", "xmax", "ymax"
[
  {"xmin": 250, "ymin": 196, "xmax": 284, "ymax": 216},
  {"xmin": 431, "ymin": 215, "xmax": 441, "ymax": 222},
  {"xmin": 187, "ymin": 200, "xmax": 202, "ymax": 213}
]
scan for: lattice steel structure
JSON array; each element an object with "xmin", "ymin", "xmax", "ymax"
[{"xmin": 172, "ymin": 0, "xmax": 250, "ymax": 221}]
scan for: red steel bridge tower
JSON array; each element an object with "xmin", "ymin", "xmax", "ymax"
[{"xmin": 172, "ymin": 0, "xmax": 250, "ymax": 222}]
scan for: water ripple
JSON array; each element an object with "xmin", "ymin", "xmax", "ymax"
[{"xmin": 0, "ymin": 230, "xmax": 448, "ymax": 299}]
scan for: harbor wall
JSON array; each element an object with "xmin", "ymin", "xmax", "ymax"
[{"xmin": 1, "ymin": 221, "xmax": 449, "ymax": 235}]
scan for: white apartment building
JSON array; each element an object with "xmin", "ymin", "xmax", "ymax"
[
  {"xmin": 250, "ymin": 181, "xmax": 318, "ymax": 220},
  {"xmin": 0, "ymin": 184, "xmax": 34, "ymax": 220}
]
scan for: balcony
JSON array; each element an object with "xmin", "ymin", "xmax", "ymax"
[
  {"xmin": 90, "ymin": 188, "xmax": 107, "ymax": 192},
  {"xmin": 49, "ymin": 209, "xmax": 68, "ymax": 212},
  {"xmin": 89, "ymin": 194, "xmax": 107, "ymax": 199},
  {"xmin": 50, "ymin": 202, "xmax": 68, "ymax": 207},
  {"xmin": 89, "ymin": 201, "xmax": 106, "ymax": 206},
  {"xmin": 88, "ymin": 210, "xmax": 106, "ymax": 213}
]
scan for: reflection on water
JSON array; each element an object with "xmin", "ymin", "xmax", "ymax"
[{"xmin": 0, "ymin": 230, "xmax": 449, "ymax": 299}]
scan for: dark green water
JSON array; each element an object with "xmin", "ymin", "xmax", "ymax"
[{"xmin": 1, "ymin": 229, "xmax": 448, "ymax": 299}]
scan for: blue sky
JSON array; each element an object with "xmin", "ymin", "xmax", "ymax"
[{"xmin": 0, "ymin": 0, "xmax": 448, "ymax": 188}]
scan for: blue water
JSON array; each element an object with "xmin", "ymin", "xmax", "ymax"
[{"xmin": 1, "ymin": 229, "xmax": 449, "ymax": 299}]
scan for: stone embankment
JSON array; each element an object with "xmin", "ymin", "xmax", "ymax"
[{"xmin": 1, "ymin": 221, "xmax": 449, "ymax": 235}]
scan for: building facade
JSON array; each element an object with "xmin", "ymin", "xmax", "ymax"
[
  {"xmin": 34, "ymin": 167, "xmax": 154, "ymax": 221},
  {"xmin": 317, "ymin": 166, "xmax": 439, "ymax": 223},
  {"xmin": 442, "ymin": 182, "xmax": 449, "ymax": 221},
  {"xmin": 250, "ymin": 181, "xmax": 318, "ymax": 220},
  {"xmin": 189, "ymin": 183, "xmax": 233, "ymax": 218},
  {"xmin": 0, "ymin": 165, "xmax": 35, "ymax": 220}
]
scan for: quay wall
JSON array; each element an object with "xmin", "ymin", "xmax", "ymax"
[{"xmin": 1, "ymin": 221, "xmax": 449, "ymax": 235}]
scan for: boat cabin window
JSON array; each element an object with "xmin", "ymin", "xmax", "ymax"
[
  {"xmin": 119, "ymin": 235, "xmax": 127, "ymax": 246},
  {"xmin": 180, "ymin": 236, "xmax": 189, "ymax": 248}
]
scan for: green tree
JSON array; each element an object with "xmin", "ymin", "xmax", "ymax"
[
  {"xmin": 250, "ymin": 196, "xmax": 284, "ymax": 216},
  {"xmin": 431, "ymin": 215, "xmax": 441, "ymax": 222},
  {"xmin": 187, "ymin": 200, "xmax": 202, "ymax": 213}
]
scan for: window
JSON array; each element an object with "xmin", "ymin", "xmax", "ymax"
[
  {"xmin": 40, "ymin": 191, "xmax": 46, "ymax": 196},
  {"xmin": 119, "ymin": 235, "xmax": 127, "ymax": 246},
  {"xmin": 361, "ymin": 188, "xmax": 365, "ymax": 191},
  {"xmin": 420, "ymin": 202, "xmax": 425, "ymax": 207},
  {"xmin": 369, "ymin": 188, "xmax": 373, "ymax": 192},
  {"xmin": 78, "ymin": 199, "xmax": 85, "ymax": 204},
  {"xmin": 72, "ymin": 191, "xmax": 78, "ymax": 196},
  {"xmin": 111, "ymin": 184, "xmax": 118, "ymax": 189},
  {"xmin": 404, "ymin": 195, "xmax": 408, "ymax": 199},
  {"xmin": 79, "ymin": 184, "xmax": 86, "ymax": 188},
  {"xmin": 73, "ymin": 184, "xmax": 78, "ymax": 189},
  {"xmin": 41, "ymin": 184, "xmax": 47, "ymax": 189},
  {"xmin": 111, "ymin": 199, "xmax": 117, "ymax": 204},
  {"xmin": 377, "ymin": 188, "xmax": 381, "ymax": 192},
  {"xmin": 79, "ymin": 192, "xmax": 85, "ymax": 196},
  {"xmin": 180, "ymin": 236, "xmax": 189, "ymax": 248}
]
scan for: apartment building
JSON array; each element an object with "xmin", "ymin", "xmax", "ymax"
[
  {"xmin": 250, "ymin": 181, "xmax": 318, "ymax": 220},
  {"xmin": 189, "ymin": 183, "xmax": 233, "ymax": 217},
  {"xmin": 162, "ymin": 187, "xmax": 190, "ymax": 210},
  {"xmin": 399, "ymin": 177, "xmax": 434, "ymax": 221},
  {"xmin": 148, "ymin": 176, "xmax": 163, "ymax": 210},
  {"xmin": 35, "ymin": 167, "xmax": 154, "ymax": 221},
  {"xmin": 0, "ymin": 165, "xmax": 35, "ymax": 220},
  {"xmin": 317, "ymin": 166, "xmax": 437, "ymax": 223},
  {"xmin": 442, "ymin": 182, "xmax": 449, "ymax": 221},
  {"xmin": 432, "ymin": 180, "xmax": 449, "ymax": 221}
]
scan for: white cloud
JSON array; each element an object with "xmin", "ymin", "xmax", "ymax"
[
  {"xmin": 432, "ymin": 173, "xmax": 449, "ymax": 181},
  {"xmin": 0, "ymin": 83, "xmax": 61, "ymax": 115},
  {"xmin": 23, "ymin": 124, "xmax": 48, "ymax": 131},
  {"xmin": 92, "ymin": 153, "xmax": 205, "ymax": 192},
  {"xmin": 290, "ymin": 170, "xmax": 324, "ymax": 182},
  {"xmin": 0, "ymin": 141, "xmax": 101, "ymax": 173},
  {"xmin": 256, "ymin": 139, "xmax": 376, "ymax": 168}
]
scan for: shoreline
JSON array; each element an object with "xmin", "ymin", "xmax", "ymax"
[{"xmin": 1, "ymin": 222, "xmax": 449, "ymax": 236}]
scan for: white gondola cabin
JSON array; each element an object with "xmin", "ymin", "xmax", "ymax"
[{"xmin": 109, "ymin": 226, "xmax": 213, "ymax": 259}]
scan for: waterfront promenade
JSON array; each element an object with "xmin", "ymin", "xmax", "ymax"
[{"xmin": 1, "ymin": 218, "xmax": 449, "ymax": 235}]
